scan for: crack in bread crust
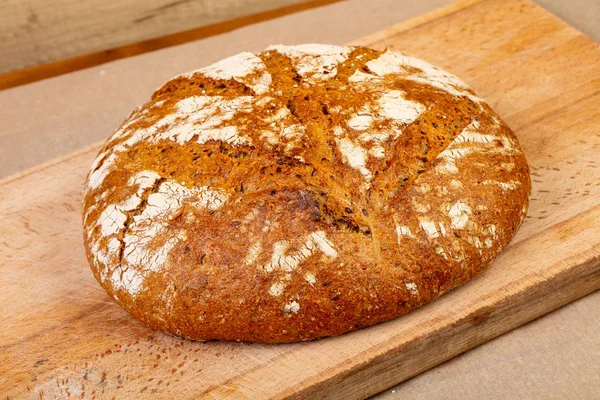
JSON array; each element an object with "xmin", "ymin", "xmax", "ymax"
[
  {"xmin": 115, "ymin": 176, "xmax": 166, "ymax": 276},
  {"xmin": 82, "ymin": 45, "xmax": 531, "ymax": 343}
]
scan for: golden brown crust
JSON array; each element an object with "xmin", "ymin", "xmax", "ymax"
[{"xmin": 82, "ymin": 44, "xmax": 531, "ymax": 343}]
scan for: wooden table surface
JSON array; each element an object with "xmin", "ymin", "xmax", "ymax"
[{"xmin": 1, "ymin": 0, "xmax": 599, "ymax": 398}]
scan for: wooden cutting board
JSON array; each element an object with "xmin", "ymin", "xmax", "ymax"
[{"xmin": 1, "ymin": 0, "xmax": 599, "ymax": 398}]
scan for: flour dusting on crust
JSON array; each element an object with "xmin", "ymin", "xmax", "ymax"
[
  {"xmin": 366, "ymin": 49, "xmax": 483, "ymax": 103},
  {"xmin": 262, "ymin": 230, "xmax": 338, "ymax": 273},
  {"xmin": 183, "ymin": 52, "xmax": 272, "ymax": 94},
  {"xmin": 88, "ymin": 172, "xmax": 229, "ymax": 297},
  {"xmin": 267, "ymin": 44, "xmax": 352, "ymax": 80},
  {"xmin": 83, "ymin": 44, "xmax": 530, "ymax": 343}
]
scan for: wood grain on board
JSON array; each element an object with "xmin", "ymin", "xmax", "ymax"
[
  {"xmin": 1, "ymin": 0, "xmax": 599, "ymax": 398},
  {"xmin": 0, "ymin": 0, "xmax": 343, "ymax": 90},
  {"xmin": 0, "ymin": 0, "xmax": 328, "ymax": 75}
]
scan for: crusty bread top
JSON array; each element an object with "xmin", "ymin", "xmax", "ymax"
[{"xmin": 82, "ymin": 44, "xmax": 531, "ymax": 343}]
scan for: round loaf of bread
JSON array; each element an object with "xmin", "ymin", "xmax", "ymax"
[{"xmin": 82, "ymin": 44, "xmax": 530, "ymax": 343}]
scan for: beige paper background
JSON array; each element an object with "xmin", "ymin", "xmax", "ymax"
[{"xmin": 1, "ymin": 0, "xmax": 598, "ymax": 398}]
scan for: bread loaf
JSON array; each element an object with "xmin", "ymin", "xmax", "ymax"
[{"xmin": 82, "ymin": 44, "xmax": 531, "ymax": 343}]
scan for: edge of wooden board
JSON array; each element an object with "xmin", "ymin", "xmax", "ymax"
[
  {"xmin": 292, "ymin": 219, "xmax": 600, "ymax": 399},
  {"xmin": 0, "ymin": 141, "xmax": 102, "ymax": 188},
  {"xmin": 349, "ymin": 0, "xmax": 483, "ymax": 47}
]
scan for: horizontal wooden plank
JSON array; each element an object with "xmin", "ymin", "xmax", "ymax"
[{"xmin": 0, "ymin": 0, "xmax": 324, "ymax": 75}]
